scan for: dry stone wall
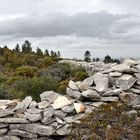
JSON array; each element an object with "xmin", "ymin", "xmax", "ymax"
[{"xmin": 0, "ymin": 59, "xmax": 140, "ymax": 139}]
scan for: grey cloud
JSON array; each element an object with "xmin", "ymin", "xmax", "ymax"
[{"xmin": 0, "ymin": 11, "xmax": 138, "ymax": 40}]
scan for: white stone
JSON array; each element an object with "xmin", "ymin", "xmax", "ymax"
[
  {"xmin": 68, "ymin": 80, "xmax": 79, "ymax": 90},
  {"xmin": 52, "ymin": 96, "xmax": 72, "ymax": 109},
  {"xmin": 74, "ymin": 103, "xmax": 85, "ymax": 113}
]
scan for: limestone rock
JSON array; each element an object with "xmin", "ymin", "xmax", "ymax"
[
  {"xmin": 29, "ymin": 101, "xmax": 37, "ymax": 108},
  {"xmin": 79, "ymin": 76, "xmax": 94, "ymax": 91},
  {"xmin": 112, "ymin": 64, "xmax": 130, "ymax": 72},
  {"xmin": 0, "ymin": 124, "xmax": 8, "ymax": 129},
  {"xmin": 24, "ymin": 112, "xmax": 42, "ymax": 122},
  {"xmin": 8, "ymin": 129, "xmax": 37, "ymax": 139},
  {"xmin": 52, "ymin": 96, "xmax": 72, "ymax": 109},
  {"xmin": 74, "ymin": 103, "xmax": 85, "ymax": 113},
  {"xmin": 26, "ymin": 108, "xmax": 42, "ymax": 114},
  {"xmin": 0, "ymin": 128, "xmax": 8, "ymax": 136},
  {"xmin": 119, "ymin": 92, "xmax": 138, "ymax": 103},
  {"xmin": 56, "ymin": 124, "xmax": 71, "ymax": 135},
  {"xmin": 102, "ymin": 89, "xmax": 122, "ymax": 97},
  {"xmin": 123, "ymin": 59, "xmax": 136, "ymax": 66},
  {"xmin": 66, "ymin": 87, "xmax": 82, "ymax": 100},
  {"xmin": 43, "ymin": 107, "xmax": 54, "ymax": 122},
  {"xmin": 14, "ymin": 96, "xmax": 32, "ymax": 110},
  {"xmin": 0, "ymin": 136, "xmax": 20, "ymax": 140},
  {"xmin": 116, "ymin": 74, "xmax": 136, "ymax": 90},
  {"xmin": 0, "ymin": 109, "xmax": 14, "ymax": 118},
  {"xmin": 61, "ymin": 104, "xmax": 75, "ymax": 113},
  {"xmin": 10, "ymin": 124, "xmax": 55, "ymax": 136},
  {"xmin": 68, "ymin": 80, "xmax": 79, "ymax": 90},
  {"xmin": 109, "ymin": 72, "xmax": 122, "ymax": 77},
  {"xmin": 101, "ymin": 97, "xmax": 119, "ymax": 102},
  {"xmin": 81, "ymin": 89, "xmax": 101, "ymax": 100},
  {"xmin": 40, "ymin": 91, "xmax": 60, "ymax": 103},
  {"xmin": 38, "ymin": 101, "xmax": 49, "ymax": 109},
  {"xmin": 54, "ymin": 110, "xmax": 67, "ymax": 119},
  {"xmin": 93, "ymin": 73, "xmax": 108, "ymax": 92},
  {"xmin": 0, "ymin": 118, "xmax": 28, "ymax": 123}
]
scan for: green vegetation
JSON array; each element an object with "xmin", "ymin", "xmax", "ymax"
[
  {"xmin": 0, "ymin": 41, "xmax": 88, "ymax": 100},
  {"xmin": 69, "ymin": 102, "xmax": 140, "ymax": 140}
]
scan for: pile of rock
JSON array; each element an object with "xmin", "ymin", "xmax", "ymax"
[
  {"xmin": 0, "ymin": 90, "xmax": 87, "ymax": 140},
  {"xmin": 0, "ymin": 59, "xmax": 140, "ymax": 139}
]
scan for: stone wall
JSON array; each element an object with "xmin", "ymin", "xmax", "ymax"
[{"xmin": 0, "ymin": 59, "xmax": 140, "ymax": 139}]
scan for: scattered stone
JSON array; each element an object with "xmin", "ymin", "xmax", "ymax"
[
  {"xmin": 63, "ymin": 116, "xmax": 75, "ymax": 123},
  {"xmin": 102, "ymin": 89, "xmax": 122, "ymax": 97},
  {"xmin": 52, "ymin": 96, "xmax": 72, "ymax": 109},
  {"xmin": 43, "ymin": 107, "xmax": 54, "ymax": 122},
  {"xmin": 26, "ymin": 108, "xmax": 42, "ymax": 114},
  {"xmin": 24, "ymin": 112, "xmax": 42, "ymax": 122},
  {"xmin": 40, "ymin": 91, "xmax": 60, "ymax": 103},
  {"xmin": 112, "ymin": 64, "xmax": 130, "ymax": 72},
  {"xmin": 0, "ymin": 118, "xmax": 29, "ymax": 124},
  {"xmin": 56, "ymin": 124, "xmax": 71, "ymax": 135},
  {"xmin": 74, "ymin": 103, "xmax": 85, "ymax": 113},
  {"xmin": 109, "ymin": 72, "xmax": 122, "ymax": 77},
  {"xmin": 0, "ymin": 128, "xmax": 8, "ymax": 136},
  {"xmin": 54, "ymin": 110, "xmax": 67, "ymax": 119},
  {"xmin": 61, "ymin": 104, "xmax": 75, "ymax": 113},
  {"xmin": 29, "ymin": 101, "xmax": 37, "ymax": 108},
  {"xmin": 81, "ymin": 89, "xmax": 100, "ymax": 100},
  {"xmin": 68, "ymin": 80, "xmax": 79, "ymax": 90},
  {"xmin": 0, "ymin": 109, "xmax": 14, "ymax": 118},
  {"xmin": 0, "ymin": 136, "xmax": 20, "ymax": 140},
  {"xmin": 123, "ymin": 59, "xmax": 136, "ymax": 66},
  {"xmin": 129, "ymin": 88, "xmax": 140, "ymax": 94},
  {"xmin": 38, "ymin": 101, "xmax": 49, "ymax": 109},
  {"xmin": 66, "ymin": 87, "xmax": 82, "ymax": 100},
  {"xmin": 8, "ymin": 129, "xmax": 37, "ymax": 139},
  {"xmin": 101, "ymin": 97, "xmax": 119, "ymax": 102},
  {"xmin": 93, "ymin": 73, "xmax": 108, "ymax": 92},
  {"xmin": 79, "ymin": 76, "xmax": 94, "ymax": 91},
  {"xmin": 14, "ymin": 96, "xmax": 32, "ymax": 110},
  {"xmin": 0, "ymin": 124, "xmax": 8, "ymax": 129},
  {"xmin": 116, "ymin": 74, "xmax": 136, "ymax": 90},
  {"xmin": 10, "ymin": 124, "xmax": 55, "ymax": 136}
]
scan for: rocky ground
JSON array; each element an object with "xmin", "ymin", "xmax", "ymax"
[{"xmin": 0, "ymin": 59, "xmax": 140, "ymax": 139}]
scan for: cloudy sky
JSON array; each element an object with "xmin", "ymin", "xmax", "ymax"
[{"xmin": 0, "ymin": 0, "xmax": 140, "ymax": 59}]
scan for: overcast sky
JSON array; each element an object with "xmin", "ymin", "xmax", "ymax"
[{"xmin": 0, "ymin": 0, "xmax": 140, "ymax": 59}]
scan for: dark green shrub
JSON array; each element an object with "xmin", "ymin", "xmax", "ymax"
[
  {"xmin": 12, "ymin": 77, "xmax": 59, "ymax": 101},
  {"xmin": 72, "ymin": 67, "xmax": 88, "ymax": 81}
]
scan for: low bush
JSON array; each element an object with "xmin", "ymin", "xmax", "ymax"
[
  {"xmin": 69, "ymin": 102, "xmax": 140, "ymax": 140},
  {"xmin": 16, "ymin": 65, "xmax": 38, "ymax": 78},
  {"xmin": 11, "ymin": 77, "xmax": 59, "ymax": 101}
]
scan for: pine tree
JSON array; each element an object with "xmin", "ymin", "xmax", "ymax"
[
  {"xmin": 36, "ymin": 47, "xmax": 43, "ymax": 55},
  {"xmin": 84, "ymin": 50, "xmax": 91, "ymax": 62}
]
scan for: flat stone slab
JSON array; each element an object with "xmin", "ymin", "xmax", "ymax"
[
  {"xmin": 116, "ymin": 74, "xmax": 136, "ymax": 90},
  {"xmin": 52, "ymin": 96, "xmax": 72, "ymax": 109},
  {"xmin": 93, "ymin": 73, "xmax": 108, "ymax": 92},
  {"xmin": 81, "ymin": 89, "xmax": 101, "ymax": 101},
  {"xmin": 40, "ymin": 91, "xmax": 60, "ymax": 103},
  {"xmin": 8, "ymin": 129, "xmax": 37, "ymax": 139},
  {"xmin": 68, "ymin": 80, "xmax": 79, "ymax": 90},
  {"xmin": 102, "ymin": 89, "xmax": 122, "ymax": 97},
  {"xmin": 10, "ymin": 124, "xmax": 55, "ymax": 136},
  {"xmin": 0, "ymin": 136, "xmax": 20, "ymax": 140},
  {"xmin": 0, "ymin": 118, "xmax": 29, "ymax": 124},
  {"xmin": 66, "ymin": 87, "xmax": 82, "ymax": 100}
]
